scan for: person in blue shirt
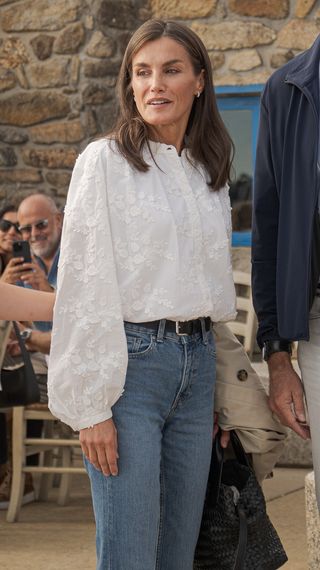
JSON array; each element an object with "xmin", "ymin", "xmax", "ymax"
[{"xmin": 17, "ymin": 193, "xmax": 61, "ymax": 335}]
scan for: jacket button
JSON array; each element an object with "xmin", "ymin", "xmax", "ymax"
[{"xmin": 237, "ymin": 369, "xmax": 248, "ymax": 382}]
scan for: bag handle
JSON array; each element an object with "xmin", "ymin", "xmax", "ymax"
[
  {"xmin": 12, "ymin": 321, "xmax": 31, "ymax": 363},
  {"xmin": 207, "ymin": 429, "xmax": 251, "ymax": 504},
  {"xmin": 207, "ymin": 429, "xmax": 251, "ymax": 570},
  {"xmin": 229, "ymin": 430, "xmax": 252, "ymax": 469},
  {"xmin": 233, "ymin": 506, "xmax": 248, "ymax": 570}
]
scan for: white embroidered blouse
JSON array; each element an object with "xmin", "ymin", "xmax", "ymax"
[{"xmin": 48, "ymin": 139, "xmax": 236, "ymax": 430}]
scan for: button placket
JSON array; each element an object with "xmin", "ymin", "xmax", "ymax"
[{"xmin": 169, "ymin": 152, "xmax": 212, "ymax": 308}]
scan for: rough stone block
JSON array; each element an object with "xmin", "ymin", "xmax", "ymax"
[
  {"xmin": 30, "ymin": 34, "xmax": 54, "ymax": 60},
  {"xmin": 0, "ymin": 37, "xmax": 28, "ymax": 69},
  {"xmin": 151, "ymin": 0, "xmax": 217, "ymax": 19},
  {"xmin": 0, "ymin": 92, "xmax": 70, "ymax": 127},
  {"xmin": 295, "ymin": 0, "xmax": 317, "ymax": 18},
  {"xmin": 0, "ymin": 169, "xmax": 43, "ymax": 184},
  {"xmin": 94, "ymin": 0, "xmax": 138, "ymax": 30},
  {"xmin": 192, "ymin": 21, "xmax": 276, "ymax": 50},
  {"xmin": 83, "ymin": 59, "xmax": 120, "ymax": 78},
  {"xmin": 85, "ymin": 32, "xmax": 115, "ymax": 59},
  {"xmin": 30, "ymin": 120, "xmax": 84, "ymax": 144},
  {"xmin": 305, "ymin": 471, "xmax": 320, "ymax": 569},
  {"xmin": 82, "ymin": 84, "xmax": 112, "ymax": 105},
  {"xmin": 54, "ymin": 22, "xmax": 85, "ymax": 54},
  {"xmin": 46, "ymin": 171, "xmax": 71, "ymax": 189},
  {"xmin": 0, "ymin": 67, "xmax": 16, "ymax": 92},
  {"xmin": 0, "ymin": 128, "xmax": 28, "ymax": 144},
  {"xmin": 2, "ymin": 0, "xmax": 84, "ymax": 32},
  {"xmin": 22, "ymin": 148, "xmax": 77, "ymax": 169},
  {"xmin": 277, "ymin": 20, "xmax": 320, "ymax": 50},
  {"xmin": 28, "ymin": 58, "xmax": 70, "ymax": 89},
  {"xmin": 0, "ymin": 147, "xmax": 17, "ymax": 166},
  {"xmin": 228, "ymin": 0, "xmax": 289, "ymax": 19},
  {"xmin": 229, "ymin": 49, "xmax": 262, "ymax": 72}
]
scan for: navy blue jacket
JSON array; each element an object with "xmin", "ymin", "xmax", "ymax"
[{"xmin": 252, "ymin": 34, "xmax": 320, "ymax": 347}]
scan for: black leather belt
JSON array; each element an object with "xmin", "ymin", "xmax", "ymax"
[{"xmin": 127, "ymin": 317, "xmax": 212, "ymax": 336}]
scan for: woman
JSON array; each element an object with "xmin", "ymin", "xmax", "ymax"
[
  {"xmin": 0, "ymin": 205, "xmax": 25, "ymax": 285},
  {"xmin": 48, "ymin": 20, "xmax": 236, "ymax": 570}
]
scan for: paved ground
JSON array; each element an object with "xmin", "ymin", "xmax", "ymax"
[
  {"xmin": 264, "ymin": 468, "xmax": 309, "ymax": 570},
  {"xmin": 0, "ymin": 467, "xmax": 311, "ymax": 570}
]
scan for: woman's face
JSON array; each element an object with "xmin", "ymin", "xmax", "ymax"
[
  {"xmin": 131, "ymin": 37, "xmax": 204, "ymax": 145},
  {"xmin": 0, "ymin": 211, "xmax": 20, "ymax": 255}
]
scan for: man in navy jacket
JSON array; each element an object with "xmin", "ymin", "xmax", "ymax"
[{"xmin": 252, "ymin": 34, "xmax": 320, "ymax": 504}]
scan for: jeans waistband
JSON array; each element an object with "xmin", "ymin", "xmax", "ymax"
[{"xmin": 124, "ymin": 317, "xmax": 211, "ymax": 337}]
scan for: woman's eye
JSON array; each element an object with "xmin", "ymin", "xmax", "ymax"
[
  {"xmin": 166, "ymin": 68, "xmax": 179, "ymax": 74},
  {"xmin": 136, "ymin": 69, "xmax": 150, "ymax": 77}
]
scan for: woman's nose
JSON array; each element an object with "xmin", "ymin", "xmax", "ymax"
[{"xmin": 150, "ymin": 72, "xmax": 164, "ymax": 92}]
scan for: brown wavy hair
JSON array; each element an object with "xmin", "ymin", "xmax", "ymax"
[{"xmin": 111, "ymin": 19, "xmax": 233, "ymax": 191}]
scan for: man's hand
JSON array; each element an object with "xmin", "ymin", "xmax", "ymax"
[
  {"xmin": 268, "ymin": 352, "xmax": 310, "ymax": 440},
  {"xmin": 9, "ymin": 322, "xmax": 52, "ymax": 354},
  {"xmin": 80, "ymin": 418, "xmax": 119, "ymax": 477},
  {"xmin": 19, "ymin": 258, "xmax": 53, "ymax": 291},
  {"xmin": 0, "ymin": 257, "xmax": 26, "ymax": 284}
]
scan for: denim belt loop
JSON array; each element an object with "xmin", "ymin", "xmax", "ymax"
[
  {"xmin": 156, "ymin": 319, "xmax": 166, "ymax": 342},
  {"xmin": 200, "ymin": 317, "xmax": 209, "ymax": 344}
]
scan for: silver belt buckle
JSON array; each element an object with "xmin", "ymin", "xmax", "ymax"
[{"xmin": 175, "ymin": 321, "xmax": 188, "ymax": 336}]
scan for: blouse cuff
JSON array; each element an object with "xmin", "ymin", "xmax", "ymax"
[{"xmin": 73, "ymin": 410, "xmax": 113, "ymax": 431}]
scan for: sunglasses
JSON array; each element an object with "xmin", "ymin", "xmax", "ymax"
[
  {"xmin": 18, "ymin": 219, "xmax": 49, "ymax": 235},
  {"xmin": 0, "ymin": 219, "xmax": 21, "ymax": 233}
]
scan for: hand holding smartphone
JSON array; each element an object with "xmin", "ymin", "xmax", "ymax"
[{"xmin": 13, "ymin": 240, "xmax": 32, "ymax": 264}]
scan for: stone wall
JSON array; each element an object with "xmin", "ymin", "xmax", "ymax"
[{"xmin": 0, "ymin": 0, "xmax": 319, "ymax": 204}]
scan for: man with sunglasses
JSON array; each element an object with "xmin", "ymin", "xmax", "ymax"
[
  {"xmin": 10, "ymin": 193, "xmax": 62, "ymax": 358},
  {"xmin": 17, "ymin": 194, "xmax": 63, "ymax": 299}
]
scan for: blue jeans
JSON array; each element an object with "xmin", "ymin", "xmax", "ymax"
[{"xmin": 85, "ymin": 319, "xmax": 216, "ymax": 570}]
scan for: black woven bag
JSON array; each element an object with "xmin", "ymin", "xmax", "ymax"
[
  {"xmin": 194, "ymin": 430, "xmax": 288, "ymax": 570},
  {"xmin": 0, "ymin": 321, "xmax": 40, "ymax": 407}
]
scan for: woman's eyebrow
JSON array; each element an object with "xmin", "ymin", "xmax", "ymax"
[{"xmin": 133, "ymin": 59, "xmax": 184, "ymax": 68}]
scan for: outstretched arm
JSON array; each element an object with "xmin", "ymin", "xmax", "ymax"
[{"xmin": 0, "ymin": 283, "xmax": 54, "ymax": 322}]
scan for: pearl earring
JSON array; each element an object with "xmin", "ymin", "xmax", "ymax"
[{"xmin": 197, "ymin": 91, "xmax": 201, "ymax": 98}]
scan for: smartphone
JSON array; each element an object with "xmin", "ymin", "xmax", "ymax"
[{"xmin": 13, "ymin": 240, "xmax": 32, "ymax": 264}]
